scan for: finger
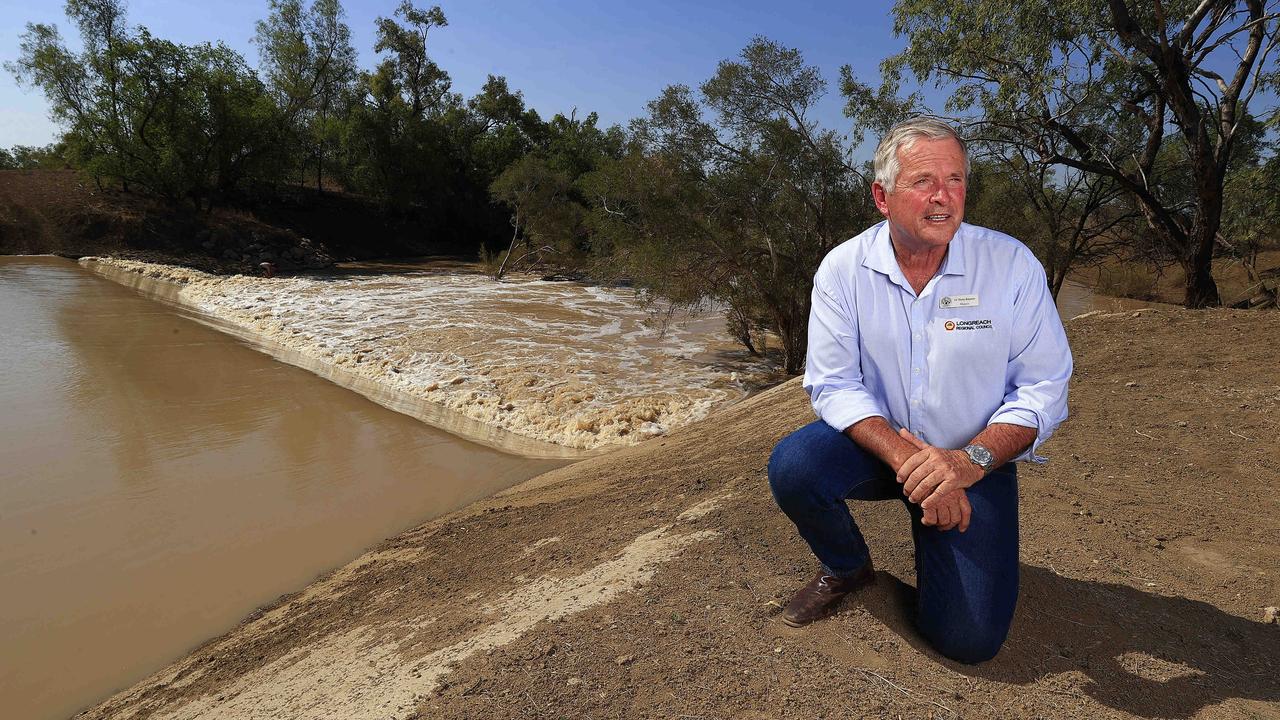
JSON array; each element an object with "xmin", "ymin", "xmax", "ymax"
[
  {"xmin": 896, "ymin": 449, "xmax": 929, "ymax": 484},
  {"xmin": 921, "ymin": 478, "xmax": 962, "ymax": 507},
  {"xmin": 934, "ymin": 499, "xmax": 954, "ymax": 530},
  {"xmin": 908, "ymin": 468, "xmax": 946, "ymax": 504},
  {"xmin": 921, "ymin": 503, "xmax": 938, "ymax": 526},
  {"xmin": 958, "ymin": 491, "xmax": 972, "ymax": 533},
  {"xmin": 903, "ymin": 453, "xmax": 940, "ymax": 494},
  {"xmin": 898, "ymin": 427, "xmax": 929, "ymax": 450}
]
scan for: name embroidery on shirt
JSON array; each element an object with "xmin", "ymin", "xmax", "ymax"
[
  {"xmin": 939, "ymin": 294, "xmax": 979, "ymax": 308},
  {"xmin": 943, "ymin": 319, "xmax": 993, "ymax": 331}
]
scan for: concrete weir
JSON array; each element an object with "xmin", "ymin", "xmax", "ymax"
[{"xmin": 81, "ymin": 258, "xmax": 592, "ymax": 460}]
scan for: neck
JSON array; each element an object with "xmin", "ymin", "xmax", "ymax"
[{"xmin": 890, "ymin": 235, "xmax": 949, "ymax": 292}]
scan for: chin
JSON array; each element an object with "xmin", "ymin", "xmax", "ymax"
[{"xmin": 920, "ymin": 227, "xmax": 958, "ymax": 246}]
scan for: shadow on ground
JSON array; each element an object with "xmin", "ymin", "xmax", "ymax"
[{"xmin": 863, "ymin": 565, "xmax": 1280, "ymax": 718}]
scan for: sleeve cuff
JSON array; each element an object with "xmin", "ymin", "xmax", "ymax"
[
  {"xmin": 817, "ymin": 395, "xmax": 888, "ymax": 435},
  {"xmin": 987, "ymin": 407, "xmax": 1045, "ymax": 463}
]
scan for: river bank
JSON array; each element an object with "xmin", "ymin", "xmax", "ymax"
[{"xmin": 78, "ymin": 305, "xmax": 1280, "ymax": 719}]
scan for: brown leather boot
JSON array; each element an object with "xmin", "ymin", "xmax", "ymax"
[{"xmin": 780, "ymin": 562, "xmax": 875, "ymax": 627}]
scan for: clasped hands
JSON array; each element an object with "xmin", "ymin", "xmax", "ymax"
[{"xmin": 894, "ymin": 428, "xmax": 985, "ymax": 532}]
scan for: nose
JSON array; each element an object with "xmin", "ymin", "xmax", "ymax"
[{"xmin": 930, "ymin": 180, "xmax": 956, "ymax": 204}]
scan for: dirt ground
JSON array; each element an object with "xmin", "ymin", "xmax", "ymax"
[{"xmin": 76, "ymin": 306, "xmax": 1279, "ymax": 720}]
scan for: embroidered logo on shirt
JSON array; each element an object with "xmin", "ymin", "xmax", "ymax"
[
  {"xmin": 944, "ymin": 319, "xmax": 993, "ymax": 331},
  {"xmin": 939, "ymin": 294, "xmax": 979, "ymax": 308}
]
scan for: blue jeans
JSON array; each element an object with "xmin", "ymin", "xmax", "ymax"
[{"xmin": 768, "ymin": 420, "xmax": 1019, "ymax": 664}]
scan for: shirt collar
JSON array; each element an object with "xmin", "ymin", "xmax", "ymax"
[{"xmin": 861, "ymin": 221, "xmax": 969, "ymax": 283}]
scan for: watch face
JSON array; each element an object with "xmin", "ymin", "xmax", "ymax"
[{"xmin": 967, "ymin": 445, "xmax": 994, "ymax": 467}]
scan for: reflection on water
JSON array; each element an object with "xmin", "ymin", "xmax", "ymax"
[{"xmin": 0, "ymin": 257, "xmax": 563, "ymax": 720}]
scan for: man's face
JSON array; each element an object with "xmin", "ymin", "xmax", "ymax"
[{"xmin": 872, "ymin": 137, "xmax": 967, "ymax": 252}]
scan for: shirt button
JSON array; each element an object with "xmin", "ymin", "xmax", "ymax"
[
  {"xmin": 912, "ymin": 367, "xmax": 921, "ymax": 374},
  {"xmin": 913, "ymin": 333, "xmax": 922, "ymax": 341}
]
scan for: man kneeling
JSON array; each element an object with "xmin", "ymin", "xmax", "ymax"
[{"xmin": 768, "ymin": 117, "xmax": 1072, "ymax": 664}]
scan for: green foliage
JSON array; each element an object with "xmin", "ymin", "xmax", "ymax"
[
  {"xmin": 337, "ymin": 2, "xmax": 461, "ymax": 217},
  {"xmin": 254, "ymin": 0, "xmax": 357, "ymax": 190},
  {"xmin": 373, "ymin": 1, "xmax": 452, "ymax": 118},
  {"xmin": 1221, "ymin": 124, "xmax": 1280, "ymax": 276},
  {"xmin": 0, "ymin": 143, "xmax": 68, "ymax": 170},
  {"xmin": 880, "ymin": 0, "xmax": 1280, "ymax": 307},
  {"xmin": 584, "ymin": 37, "xmax": 878, "ymax": 373},
  {"xmin": 8, "ymin": 0, "xmax": 286, "ymax": 205},
  {"xmin": 487, "ymin": 110, "xmax": 625, "ymax": 277}
]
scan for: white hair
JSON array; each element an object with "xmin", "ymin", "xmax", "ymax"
[{"xmin": 873, "ymin": 117, "xmax": 969, "ymax": 192}]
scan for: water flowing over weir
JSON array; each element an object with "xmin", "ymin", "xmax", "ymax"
[
  {"xmin": 81, "ymin": 258, "xmax": 776, "ymax": 452},
  {"xmin": 82, "ymin": 259, "xmax": 592, "ymax": 460}
]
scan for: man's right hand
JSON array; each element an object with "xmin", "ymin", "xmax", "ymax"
[
  {"xmin": 920, "ymin": 487, "xmax": 971, "ymax": 532},
  {"xmin": 846, "ymin": 417, "xmax": 972, "ymax": 531},
  {"xmin": 897, "ymin": 428, "xmax": 972, "ymax": 532}
]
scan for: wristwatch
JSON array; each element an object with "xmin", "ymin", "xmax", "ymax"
[{"xmin": 963, "ymin": 444, "xmax": 996, "ymax": 472}]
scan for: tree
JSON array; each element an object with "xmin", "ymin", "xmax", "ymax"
[
  {"xmin": 1219, "ymin": 117, "xmax": 1280, "ymax": 304},
  {"xmin": 586, "ymin": 38, "xmax": 875, "ymax": 373},
  {"xmin": 487, "ymin": 109, "xmax": 625, "ymax": 278},
  {"xmin": 966, "ymin": 147, "xmax": 1141, "ymax": 300},
  {"xmin": 255, "ymin": 0, "xmax": 356, "ymax": 191},
  {"xmin": 489, "ymin": 155, "xmax": 575, "ymax": 278},
  {"xmin": 882, "ymin": 0, "xmax": 1280, "ymax": 307},
  {"xmin": 373, "ymin": 2, "xmax": 452, "ymax": 119},
  {"xmin": 9, "ymin": 2, "xmax": 284, "ymax": 205},
  {"xmin": 0, "ymin": 143, "xmax": 68, "ymax": 170},
  {"xmin": 339, "ymin": 2, "xmax": 457, "ymax": 209}
]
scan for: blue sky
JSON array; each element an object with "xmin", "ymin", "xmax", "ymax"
[{"xmin": 0, "ymin": 0, "xmax": 930, "ymax": 154}]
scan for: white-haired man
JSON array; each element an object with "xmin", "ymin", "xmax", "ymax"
[{"xmin": 768, "ymin": 117, "xmax": 1071, "ymax": 663}]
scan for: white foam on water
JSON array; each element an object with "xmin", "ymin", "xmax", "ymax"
[{"xmin": 82, "ymin": 258, "xmax": 774, "ymax": 450}]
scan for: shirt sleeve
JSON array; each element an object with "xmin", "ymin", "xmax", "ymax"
[
  {"xmin": 987, "ymin": 250, "xmax": 1073, "ymax": 462},
  {"xmin": 803, "ymin": 267, "xmax": 888, "ymax": 432}
]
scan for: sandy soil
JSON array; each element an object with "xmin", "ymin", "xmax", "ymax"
[{"xmin": 75, "ymin": 306, "xmax": 1280, "ymax": 720}]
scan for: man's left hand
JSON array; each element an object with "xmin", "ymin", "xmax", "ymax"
[{"xmin": 895, "ymin": 428, "xmax": 985, "ymax": 507}]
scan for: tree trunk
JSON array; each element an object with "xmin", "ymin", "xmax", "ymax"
[
  {"xmin": 496, "ymin": 209, "xmax": 520, "ymax": 280},
  {"xmin": 1181, "ymin": 249, "xmax": 1220, "ymax": 309},
  {"xmin": 1183, "ymin": 188, "xmax": 1223, "ymax": 309}
]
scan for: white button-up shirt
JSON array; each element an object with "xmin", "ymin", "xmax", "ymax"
[{"xmin": 803, "ymin": 221, "xmax": 1072, "ymax": 462}]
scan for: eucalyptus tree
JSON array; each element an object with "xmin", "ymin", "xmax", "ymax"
[
  {"xmin": 340, "ymin": 3, "xmax": 455, "ymax": 207},
  {"xmin": 879, "ymin": 0, "xmax": 1280, "ymax": 307},
  {"xmin": 254, "ymin": 0, "xmax": 357, "ymax": 191},
  {"xmin": 9, "ymin": 0, "xmax": 282, "ymax": 205},
  {"xmin": 966, "ymin": 143, "xmax": 1142, "ymax": 300},
  {"xmin": 8, "ymin": 0, "xmax": 130, "ymax": 189},
  {"xmin": 373, "ymin": 1, "xmax": 452, "ymax": 120},
  {"xmin": 587, "ymin": 38, "xmax": 875, "ymax": 374},
  {"xmin": 488, "ymin": 110, "xmax": 625, "ymax": 278}
]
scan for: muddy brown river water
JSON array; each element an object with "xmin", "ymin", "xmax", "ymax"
[{"xmin": 0, "ymin": 257, "xmax": 563, "ymax": 720}]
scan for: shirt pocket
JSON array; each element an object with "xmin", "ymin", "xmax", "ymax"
[{"xmin": 934, "ymin": 313, "xmax": 1007, "ymax": 366}]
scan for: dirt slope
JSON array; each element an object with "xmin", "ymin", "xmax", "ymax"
[{"xmin": 78, "ymin": 308, "xmax": 1280, "ymax": 720}]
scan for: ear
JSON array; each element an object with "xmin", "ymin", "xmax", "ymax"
[{"xmin": 871, "ymin": 182, "xmax": 890, "ymax": 217}]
